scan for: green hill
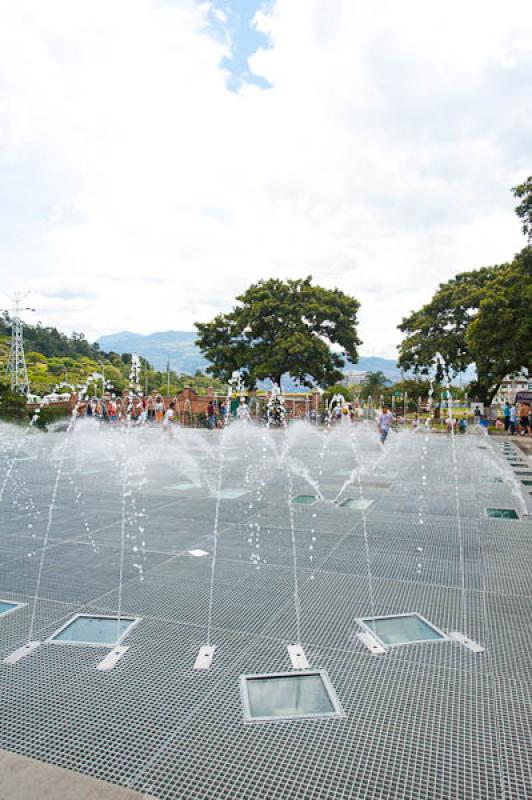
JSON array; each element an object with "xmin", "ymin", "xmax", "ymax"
[{"xmin": 0, "ymin": 315, "xmax": 223, "ymax": 397}]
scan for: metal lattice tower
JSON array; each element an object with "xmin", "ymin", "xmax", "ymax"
[
  {"xmin": 6, "ymin": 292, "xmax": 34, "ymax": 395},
  {"xmin": 129, "ymin": 352, "xmax": 142, "ymax": 395}
]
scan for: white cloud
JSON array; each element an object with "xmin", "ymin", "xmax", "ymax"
[{"xmin": 0, "ymin": 0, "xmax": 530, "ymax": 358}]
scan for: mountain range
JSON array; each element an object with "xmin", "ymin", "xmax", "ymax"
[{"xmin": 97, "ymin": 330, "xmax": 403, "ymax": 382}]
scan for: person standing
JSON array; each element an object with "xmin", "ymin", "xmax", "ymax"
[
  {"xmin": 107, "ymin": 398, "xmax": 117, "ymax": 424},
  {"xmin": 503, "ymin": 401, "xmax": 511, "ymax": 433},
  {"xmin": 162, "ymin": 401, "xmax": 176, "ymax": 436},
  {"xmin": 377, "ymin": 406, "xmax": 393, "ymax": 445},
  {"xmin": 509, "ymin": 403, "xmax": 517, "ymax": 435},
  {"xmin": 207, "ymin": 400, "xmax": 215, "ymax": 429},
  {"xmin": 147, "ymin": 395, "xmax": 155, "ymax": 423},
  {"xmin": 155, "ymin": 396, "xmax": 164, "ymax": 424},
  {"xmin": 446, "ymin": 415, "xmax": 456, "ymax": 434},
  {"xmin": 518, "ymin": 401, "xmax": 529, "ymax": 436}
]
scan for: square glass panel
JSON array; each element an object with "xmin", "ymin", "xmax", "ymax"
[
  {"xmin": 240, "ymin": 670, "xmax": 343, "ymax": 722},
  {"xmin": 49, "ymin": 615, "xmax": 139, "ymax": 646},
  {"xmin": 218, "ymin": 488, "xmax": 249, "ymax": 500},
  {"xmin": 0, "ymin": 600, "xmax": 21, "ymax": 618},
  {"xmin": 486, "ymin": 508, "xmax": 519, "ymax": 519},
  {"xmin": 338, "ymin": 498, "xmax": 373, "ymax": 510},
  {"xmin": 358, "ymin": 613, "xmax": 446, "ymax": 647},
  {"xmin": 292, "ymin": 494, "xmax": 318, "ymax": 505}
]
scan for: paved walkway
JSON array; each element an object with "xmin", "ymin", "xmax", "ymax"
[{"xmin": 0, "ymin": 750, "xmax": 155, "ymax": 800}]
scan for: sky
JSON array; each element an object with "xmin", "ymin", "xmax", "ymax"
[{"xmin": 0, "ymin": 0, "xmax": 531, "ymax": 358}]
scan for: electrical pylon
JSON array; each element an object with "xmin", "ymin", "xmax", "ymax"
[{"xmin": 5, "ymin": 292, "xmax": 35, "ymax": 395}]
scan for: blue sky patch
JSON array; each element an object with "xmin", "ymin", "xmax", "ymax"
[{"xmin": 209, "ymin": 0, "xmax": 273, "ymax": 91}]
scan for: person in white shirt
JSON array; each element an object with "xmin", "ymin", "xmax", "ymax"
[
  {"xmin": 162, "ymin": 401, "xmax": 176, "ymax": 436},
  {"xmin": 377, "ymin": 407, "xmax": 393, "ymax": 444}
]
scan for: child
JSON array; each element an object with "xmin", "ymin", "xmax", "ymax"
[{"xmin": 162, "ymin": 401, "xmax": 176, "ymax": 436}]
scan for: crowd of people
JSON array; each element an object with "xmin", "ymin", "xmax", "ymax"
[
  {"xmin": 79, "ymin": 391, "xmax": 532, "ymax": 443},
  {"xmin": 84, "ymin": 393, "xmax": 165, "ymax": 424},
  {"xmin": 502, "ymin": 401, "xmax": 532, "ymax": 435},
  {"xmin": 82, "ymin": 393, "xmax": 249, "ymax": 428}
]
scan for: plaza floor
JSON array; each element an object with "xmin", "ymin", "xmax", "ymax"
[{"xmin": 0, "ymin": 421, "xmax": 530, "ymax": 799}]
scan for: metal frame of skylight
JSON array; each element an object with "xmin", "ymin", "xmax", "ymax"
[
  {"xmin": 0, "ymin": 599, "xmax": 26, "ymax": 619},
  {"xmin": 46, "ymin": 613, "xmax": 142, "ymax": 648},
  {"xmin": 356, "ymin": 612, "xmax": 448, "ymax": 650},
  {"xmin": 239, "ymin": 669, "xmax": 345, "ymax": 724}
]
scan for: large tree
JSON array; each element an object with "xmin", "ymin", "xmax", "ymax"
[
  {"xmin": 468, "ymin": 247, "xmax": 532, "ymax": 390},
  {"xmin": 397, "ymin": 266, "xmax": 499, "ymax": 400},
  {"xmin": 195, "ymin": 277, "xmax": 361, "ymax": 388},
  {"xmin": 398, "ymin": 178, "xmax": 532, "ymax": 404},
  {"xmin": 398, "ymin": 251, "xmax": 532, "ymax": 404}
]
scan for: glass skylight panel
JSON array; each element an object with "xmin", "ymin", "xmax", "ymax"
[
  {"xmin": 338, "ymin": 498, "xmax": 372, "ymax": 510},
  {"xmin": 292, "ymin": 495, "xmax": 318, "ymax": 505},
  {"xmin": 358, "ymin": 613, "xmax": 446, "ymax": 648},
  {"xmin": 240, "ymin": 671, "xmax": 344, "ymax": 722},
  {"xmin": 486, "ymin": 508, "xmax": 519, "ymax": 519},
  {"xmin": 48, "ymin": 614, "xmax": 140, "ymax": 646},
  {"xmin": 0, "ymin": 600, "xmax": 23, "ymax": 618}
]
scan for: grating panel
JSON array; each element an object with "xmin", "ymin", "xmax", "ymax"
[{"xmin": 0, "ymin": 423, "xmax": 530, "ymax": 799}]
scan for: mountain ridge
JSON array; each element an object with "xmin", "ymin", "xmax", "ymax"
[{"xmin": 97, "ymin": 330, "xmax": 402, "ymax": 381}]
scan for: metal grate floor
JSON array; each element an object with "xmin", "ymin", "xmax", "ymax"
[{"xmin": 0, "ymin": 422, "xmax": 530, "ymax": 799}]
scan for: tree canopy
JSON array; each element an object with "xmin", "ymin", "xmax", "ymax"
[
  {"xmin": 467, "ymin": 247, "xmax": 532, "ymax": 392},
  {"xmin": 397, "ymin": 248, "xmax": 531, "ymax": 403},
  {"xmin": 512, "ymin": 176, "xmax": 532, "ymax": 243},
  {"xmin": 398, "ymin": 178, "xmax": 532, "ymax": 404},
  {"xmin": 195, "ymin": 277, "xmax": 361, "ymax": 388},
  {"xmin": 359, "ymin": 370, "xmax": 391, "ymax": 400}
]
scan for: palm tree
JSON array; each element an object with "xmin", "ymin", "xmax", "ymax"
[{"xmin": 360, "ymin": 371, "xmax": 390, "ymax": 400}]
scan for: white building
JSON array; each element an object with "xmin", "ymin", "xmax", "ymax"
[
  {"xmin": 342, "ymin": 370, "xmax": 368, "ymax": 387},
  {"xmin": 492, "ymin": 373, "xmax": 530, "ymax": 406}
]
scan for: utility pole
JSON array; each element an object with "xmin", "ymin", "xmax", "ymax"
[
  {"xmin": 5, "ymin": 292, "xmax": 35, "ymax": 395},
  {"xmin": 99, "ymin": 362, "xmax": 106, "ymax": 398},
  {"xmin": 166, "ymin": 360, "xmax": 170, "ymax": 397}
]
